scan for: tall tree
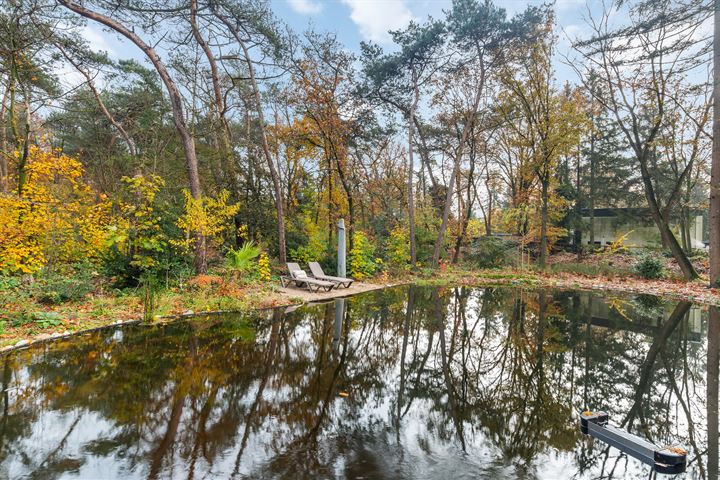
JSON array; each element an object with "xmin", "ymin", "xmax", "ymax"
[
  {"xmin": 712, "ymin": 0, "xmax": 720, "ymax": 286},
  {"xmin": 57, "ymin": 0, "xmax": 209, "ymax": 273},
  {"xmin": 210, "ymin": 0, "xmax": 289, "ymax": 262},
  {"xmin": 360, "ymin": 19, "xmax": 446, "ymax": 267},
  {"xmin": 500, "ymin": 24, "xmax": 585, "ymax": 269},
  {"xmin": 0, "ymin": 0, "xmax": 60, "ymax": 195},
  {"xmin": 430, "ymin": 0, "xmax": 548, "ymax": 267},
  {"xmin": 288, "ymin": 31, "xmax": 362, "ymax": 250},
  {"xmin": 574, "ymin": 1, "xmax": 706, "ymax": 280}
]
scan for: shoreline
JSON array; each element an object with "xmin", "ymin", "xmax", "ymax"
[{"xmin": 2, "ymin": 268, "xmax": 719, "ymax": 354}]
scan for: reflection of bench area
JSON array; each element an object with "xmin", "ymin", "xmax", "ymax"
[{"xmin": 580, "ymin": 296, "xmax": 703, "ymax": 342}]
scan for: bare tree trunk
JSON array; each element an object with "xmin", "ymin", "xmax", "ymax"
[
  {"xmin": 189, "ymin": 0, "xmax": 237, "ymax": 195},
  {"xmin": 0, "ymin": 86, "xmax": 8, "ymax": 193},
  {"xmin": 58, "ymin": 0, "xmax": 207, "ymax": 273},
  {"xmin": 484, "ymin": 170, "xmax": 493, "ymax": 236},
  {"xmin": 433, "ymin": 158, "xmax": 460, "ymax": 267},
  {"xmin": 413, "ymin": 115, "xmax": 439, "ymax": 191},
  {"xmin": 589, "ymin": 129, "xmax": 596, "ymax": 248},
  {"xmin": 432, "ymin": 73, "xmax": 484, "ymax": 267},
  {"xmin": 711, "ymin": 0, "xmax": 720, "ymax": 286},
  {"xmin": 637, "ymin": 154, "xmax": 698, "ymax": 279},
  {"xmin": 539, "ymin": 178, "xmax": 549, "ymax": 270},
  {"xmin": 453, "ymin": 150, "xmax": 476, "ymax": 263},
  {"xmin": 680, "ymin": 207, "xmax": 691, "ymax": 253},
  {"xmin": 55, "ymin": 43, "xmax": 137, "ymax": 157},
  {"xmin": 408, "ymin": 69, "xmax": 418, "ymax": 267},
  {"xmin": 215, "ymin": 13, "xmax": 287, "ymax": 262},
  {"xmin": 575, "ymin": 145, "xmax": 582, "ymax": 259},
  {"xmin": 708, "ymin": 307, "xmax": 719, "ymax": 480}
]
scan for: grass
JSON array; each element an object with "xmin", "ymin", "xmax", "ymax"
[
  {"xmin": 0, "ymin": 270, "xmax": 289, "ymax": 348},
  {"xmin": 549, "ymin": 262, "xmax": 634, "ymax": 277}
]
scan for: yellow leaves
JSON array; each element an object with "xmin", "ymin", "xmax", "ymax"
[
  {"xmin": 601, "ymin": 231, "xmax": 636, "ymax": 257},
  {"xmin": 257, "ymin": 252, "xmax": 271, "ymax": 282},
  {"xmin": 175, "ymin": 190, "xmax": 240, "ymax": 251},
  {"xmin": 0, "ymin": 146, "xmax": 112, "ymax": 274}
]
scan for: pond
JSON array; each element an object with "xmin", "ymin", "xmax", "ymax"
[{"xmin": 0, "ymin": 286, "xmax": 717, "ymax": 479}]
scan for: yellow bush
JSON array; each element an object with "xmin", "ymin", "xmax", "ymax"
[
  {"xmin": 174, "ymin": 190, "xmax": 240, "ymax": 252},
  {"xmin": 0, "ymin": 146, "xmax": 112, "ymax": 274},
  {"xmin": 257, "ymin": 252, "xmax": 271, "ymax": 281}
]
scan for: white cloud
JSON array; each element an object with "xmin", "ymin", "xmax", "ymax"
[
  {"xmin": 556, "ymin": 0, "xmax": 585, "ymax": 11},
  {"xmin": 287, "ymin": 0, "xmax": 322, "ymax": 14},
  {"xmin": 341, "ymin": 0, "xmax": 414, "ymax": 43},
  {"xmin": 81, "ymin": 25, "xmax": 117, "ymax": 58}
]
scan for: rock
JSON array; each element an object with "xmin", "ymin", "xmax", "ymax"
[
  {"xmin": 35, "ymin": 333, "xmax": 52, "ymax": 341},
  {"xmin": 61, "ymin": 331, "xmax": 71, "ymax": 337},
  {"xmin": 183, "ymin": 310, "xmax": 194, "ymax": 315},
  {"xmin": 15, "ymin": 340, "xmax": 30, "ymax": 348}
]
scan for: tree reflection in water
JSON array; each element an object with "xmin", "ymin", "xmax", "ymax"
[{"xmin": 0, "ymin": 285, "xmax": 716, "ymax": 479}]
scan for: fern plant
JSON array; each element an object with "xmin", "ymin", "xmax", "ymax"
[{"xmin": 226, "ymin": 241, "xmax": 261, "ymax": 273}]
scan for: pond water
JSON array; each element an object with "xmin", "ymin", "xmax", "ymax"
[{"xmin": 0, "ymin": 286, "xmax": 717, "ymax": 479}]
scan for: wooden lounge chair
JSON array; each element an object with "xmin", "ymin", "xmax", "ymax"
[
  {"xmin": 308, "ymin": 262, "xmax": 354, "ymax": 288},
  {"xmin": 280, "ymin": 263, "xmax": 336, "ymax": 292}
]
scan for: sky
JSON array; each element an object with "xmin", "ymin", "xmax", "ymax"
[
  {"xmin": 273, "ymin": 0, "xmax": 589, "ymax": 46},
  {"xmin": 270, "ymin": 0, "xmax": 596, "ymax": 82},
  {"xmin": 78, "ymin": 0, "xmax": 601, "ymax": 88}
]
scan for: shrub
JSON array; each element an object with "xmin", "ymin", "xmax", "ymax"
[
  {"xmin": 634, "ymin": 255, "xmax": 664, "ymax": 279},
  {"xmin": 34, "ymin": 311, "xmax": 63, "ymax": 329},
  {"xmin": 349, "ymin": 232, "xmax": 377, "ymax": 280},
  {"xmin": 32, "ymin": 271, "xmax": 93, "ymax": 305},
  {"xmin": 601, "ymin": 230, "xmax": 635, "ymax": 256},
  {"xmin": 0, "ymin": 276, "xmax": 21, "ymax": 291},
  {"xmin": 467, "ymin": 236, "xmax": 515, "ymax": 268},
  {"xmin": 8, "ymin": 311, "xmax": 62, "ymax": 329},
  {"xmin": 257, "ymin": 252, "xmax": 271, "ymax": 281},
  {"xmin": 386, "ymin": 226, "xmax": 411, "ymax": 272},
  {"xmin": 225, "ymin": 241, "xmax": 261, "ymax": 272},
  {"xmin": 174, "ymin": 189, "xmax": 240, "ymax": 253},
  {"xmin": 103, "ymin": 174, "xmax": 178, "ymax": 288},
  {"xmin": 0, "ymin": 146, "xmax": 113, "ymax": 275},
  {"xmin": 288, "ymin": 214, "xmax": 327, "ymax": 265}
]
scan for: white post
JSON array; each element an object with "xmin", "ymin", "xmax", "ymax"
[
  {"xmin": 338, "ymin": 218, "xmax": 346, "ymax": 277},
  {"xmin": 333, "ymin": 298, "xmax": 344, "ymax": 354}
]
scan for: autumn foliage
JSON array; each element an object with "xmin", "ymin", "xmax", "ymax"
[{"xmin": 0, "ymin": 146, "xmax": 112, "ymax": 274}]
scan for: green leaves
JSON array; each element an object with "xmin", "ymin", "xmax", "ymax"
[
  {"xmin": 634, "ymin": 255, "xmax": 665, "ymax": 279},
  {"xmin": 349, "ymin": 232, "xmax": 377, "ymax": 280},
  {"xmin": 225, "ymin": 241, "xmax": 261, "ymax": 272}
]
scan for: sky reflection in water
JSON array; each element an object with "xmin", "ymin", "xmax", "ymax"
[{"xmin": 0, "ymin": 285, "xmax": 717, "ymax": 479}]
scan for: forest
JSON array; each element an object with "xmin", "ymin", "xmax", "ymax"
[{"xmin": 1, "ymin": 0, "xmax": 719, "ymax": 340}]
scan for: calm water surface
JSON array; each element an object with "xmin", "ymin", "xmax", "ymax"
[{"xmin": 0, "ymin": 286, "xmax": 717, "ymax": 479}]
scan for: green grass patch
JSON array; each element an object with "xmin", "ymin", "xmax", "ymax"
[{"xmin": 549, "ymin": 262, "xmax": 633, "ymax": 277}]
